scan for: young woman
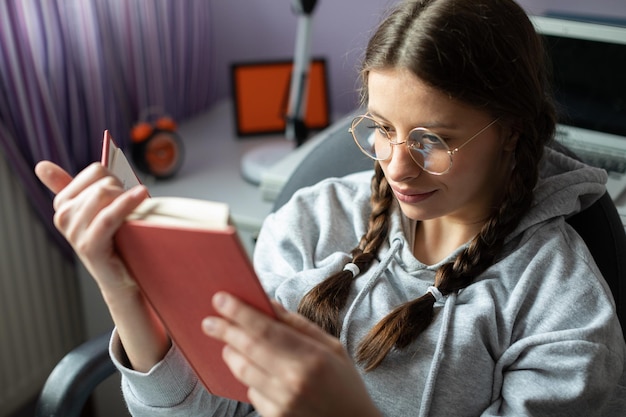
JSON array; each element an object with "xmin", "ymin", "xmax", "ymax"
[{"xmin": 36, "ymin": 0, "xmax": 625, "ymax": 415}]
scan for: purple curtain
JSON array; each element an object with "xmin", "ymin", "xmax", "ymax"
[{"xmin": 0, "ymin": 0, "xmax": 214, "ymax": 257}]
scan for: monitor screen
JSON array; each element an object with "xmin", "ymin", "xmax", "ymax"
[{"xmin": 531, "ymin": 16, "xmax": 626, "ymax": 139}]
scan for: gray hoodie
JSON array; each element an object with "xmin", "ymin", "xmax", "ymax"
[{"xmin": 112, "ymin": 147, "xmax": 626, "ymax": 416}]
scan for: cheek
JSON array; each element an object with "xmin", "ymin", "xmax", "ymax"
[
  {"xmin": 447, "ymin": 145, "xmax": 512, "ymax": 198},
  {"xmin": 455, "ymin": 133, "xmax": 512, "ymax": 174}
]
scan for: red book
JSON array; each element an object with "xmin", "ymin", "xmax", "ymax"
[{"xmin": 101, "ymin": 131, "xmax": 275, "ymax": 403}]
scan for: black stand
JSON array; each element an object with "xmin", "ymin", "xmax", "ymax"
[
  {"xmin": 285, "ymin": 0, "xmax": 318, "ymax": 146},
  {"xmin": 240, "ymin": 0, "xmax": 318, "ymax": 184}
]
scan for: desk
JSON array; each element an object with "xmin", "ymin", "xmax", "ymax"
[{"xmin": 144, "ymin": 100, "xmax": 288, "ymax": 256}]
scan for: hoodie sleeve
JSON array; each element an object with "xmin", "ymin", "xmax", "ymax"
[
  {"xmin": 109, "ymin": 329, "xmax": 258, "ymax": 416},
  {"xmin": 482, "ymin": 331, "xmax": 625, "ymax": 416},
  {"xmin": 253, "ymin": 172, "xmax": 373, "ymax": 311},
  {"xmin": 480, "ymin": 220, "xmax": 626, "ymax": 417}
]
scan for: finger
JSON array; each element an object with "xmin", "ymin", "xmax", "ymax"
[
  {"xmin": 34, "ymin": 160, "xmax": 73, "ymax": 195},
  {"xmin": 202, "ymin": 296, "xmax": 289, "ymax": 377},
  {"xmin": 212, "ymin": 293, "xmax": 341, "ymax": 355},
  {"xmin": 245, "ymin": 387, "xmax": 283, "ymax": 417},
  {"xmin": 201, "ymin": 315, "xmax": 271, "ymax": 383},
  {"xmin": 210, "ymin": 293, "xmax": 290, "ymax": 348},
  {"xmin": 220, "ymin": 344, "xmax": 279, "ymax": 398},
  {"xmin": 202, "ymin": 296, "xmax": 277, "ymax": 366},
  {"xmin": 89, "ymin": 184, "xmax": 149, "ymax": 242},
  {"xmin": 203, "ymin": 315, "xmax": 297, "ymax": 407},
  {"xmin": 81, "ymin": 185, "xmax": 151, "ymax": 289},
  {"xmin": 220, "ymin": 342, "xmax": 305, "ymax": 417},
  {"xmin": 53, "ymin": 175, "xmax": 120, "ymax": 233},
  {"xmin": 57, "ymin": 181, "xmax": 148, "ymax": 250},
  {"xmin": 207, "ymin": 293, "xmax": 345, "ymax": 375},
  {"xmin": 53, "ymin": 162, "xmax": 117, "ymax": 211}
]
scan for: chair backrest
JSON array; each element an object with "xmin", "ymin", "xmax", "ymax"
[
  {"xmin": 567, "ymin": 191, "xmax": 626, "ymax": 335},
  {"xmin": 272, "ymin": 113, "xmax": 372, "ymax": 211},
  {"xmin": 273, "ymin": 118, "xmax": 626, "ymax": 336},
  {"xmin": 35, "ymin": 331, "xmax": 115, "ymax": 417}
]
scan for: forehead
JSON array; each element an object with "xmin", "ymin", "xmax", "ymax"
[{"xmin": 366, "ymin": 68, "xmax": 483, "ymax": 128}]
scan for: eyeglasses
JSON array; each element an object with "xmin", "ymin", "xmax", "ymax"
[{"xmin": 349, "ymin": 115, "xmax": 500, "ymax": 175}]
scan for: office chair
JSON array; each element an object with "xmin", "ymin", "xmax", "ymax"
[
  {"xmin": 35, "ymin": 331, "xmax": 115, "ymax": 417},
  {"xmin": 35, "ymin": 116, "xmax": 626, "ymax": 417}
]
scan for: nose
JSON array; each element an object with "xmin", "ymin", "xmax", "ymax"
[{"xmin": 383, "ymin": 140, "xmax": 422, "ymax": 181}]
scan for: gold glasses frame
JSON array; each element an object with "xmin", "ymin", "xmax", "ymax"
[{"xmin": 349, "ymin": 115, "xmax": 500, "ymax": 175}]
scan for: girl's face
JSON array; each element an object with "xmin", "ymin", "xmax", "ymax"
[{"xmin": 367, "ymin": 68, "xmax": 516, "ymax": 226}]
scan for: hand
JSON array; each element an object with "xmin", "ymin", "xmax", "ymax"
[
  {"xmin": 35, "ymin": 160, "xmax": 149, "ymax": 297},
  {"xmin": 202, "ymin": 292, "xmax": 382, "ymax": 417},
  {"xmin": 36, "ymin": 161, "xmax": 171, "ymax": 371}
]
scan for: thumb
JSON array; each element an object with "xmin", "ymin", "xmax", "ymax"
[{"xmin": 35, "ymin": 160, "xmax": 73, "ymax": 195}]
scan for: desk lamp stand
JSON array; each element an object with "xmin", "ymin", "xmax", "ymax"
[{"xmin": 240, "ymin": 0, "xmax": 318, "ymax": 185}]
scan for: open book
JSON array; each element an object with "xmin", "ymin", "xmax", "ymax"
[{"xmin": 101, "ymin": 131, "xmax": 276, "ymax": 403}]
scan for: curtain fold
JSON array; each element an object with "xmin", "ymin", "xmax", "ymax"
[{"xmin": 0, "ymin": 0, "xmax": 215, "ymax": 257}]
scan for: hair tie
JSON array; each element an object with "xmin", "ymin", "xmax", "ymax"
[
  {"xmin": 427, "ymin": 286, "xmax": 444, "ymax": 303},
  {"xmin": 343, "ymin": 262, "xmax": 360, "ymax": 277}
]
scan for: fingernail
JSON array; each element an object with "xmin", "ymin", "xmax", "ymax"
[
  {"xmin": 213, "ymin": 292, "xmax": 228, "ymax": 310},
  {"xmin": 202, "ymin": 317, "xmax": 217, "ymax": 334},
  {"xmin": 130, "ymin": 185, "xmax": 146, "ymax": 197}
]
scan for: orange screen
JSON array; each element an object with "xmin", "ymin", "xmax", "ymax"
[{"xmin": 232, "ymin": 59, "xmax": 330, "ymax": 136}]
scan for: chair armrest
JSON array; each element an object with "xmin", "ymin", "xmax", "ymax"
[{"xmin": 35, "ymin": 330, "xmax": 116, "ymax": 417}]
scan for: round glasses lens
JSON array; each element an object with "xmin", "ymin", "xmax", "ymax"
[
  {"xmin": 351, "ymin": 117, "xmax": 392, "ymax": 160},
  {"xmin": 407, "ymin": 129, "xmax": 452, "ymax": 174}
]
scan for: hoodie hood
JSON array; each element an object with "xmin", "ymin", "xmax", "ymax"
[{"xmin": 509, "ymin": 146, "xmax": 607, "ymax": 240}]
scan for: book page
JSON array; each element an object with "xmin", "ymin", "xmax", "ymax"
[
  {"xmin": 128, "ymin": 197, "xmax": 230, "ymax": 230},
  {"xmin": 102, "ymin": 130, "xmax": 142, "ymax": 190}
]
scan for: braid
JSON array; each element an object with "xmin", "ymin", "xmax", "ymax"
[
  {"xmin": 297, "ymin": 163, "xmax": 394, "ymax": 337},
  {"xmin": 356, "ymin": 128, "xmax": 545, "ymax": 371}
]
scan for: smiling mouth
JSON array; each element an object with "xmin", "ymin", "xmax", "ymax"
[{"xmin": 392, "ymin": 188, "xmax": 437, "ymax": 204}]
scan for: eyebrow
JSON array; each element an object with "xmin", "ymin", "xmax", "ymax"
[{"xmin": 367, "ymin": 109, "xmax": 458, "ymax": 131}]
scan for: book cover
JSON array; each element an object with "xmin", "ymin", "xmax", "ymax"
[{"xmin": 103, "ymin": 131, "xmax": 275, "ymax": 403}]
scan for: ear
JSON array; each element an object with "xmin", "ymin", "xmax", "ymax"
[
  {"xmin": 501, "ymin": 121, "xmax": 521, "ymax": 152},
  {"xmin": 504, "ymin": 129, "xmax": 520, "ymax": 152}
]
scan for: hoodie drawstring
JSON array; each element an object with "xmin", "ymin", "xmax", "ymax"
[
  {"xmin": 419, "ymin": 291, "xmax": 457, "ymax": 417},
  {"xmin": 339, "ymin": 239, "xmax": 403, "ymax": 348},
  {"xmin": 337, "ymin": 236, "xmax": 456, "ymax": 417}
]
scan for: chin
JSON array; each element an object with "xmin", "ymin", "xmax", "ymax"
[{"xmin": 397, "ymin": 201, "xmax": 442, "ymax": 222}]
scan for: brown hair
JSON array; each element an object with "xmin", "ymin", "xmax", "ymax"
[{"xmin": 298, "ymin": 0, "xmax": 556, "ymax": 371}]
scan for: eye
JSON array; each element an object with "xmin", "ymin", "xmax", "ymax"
[
  {"xmin": 373, "ymin": 124, "xmax": 388, "ymax": 136},
  {"xmin": 408, "ymin": 129, "xmax": 446, "ymax": 152},
  {"xmin": 364, "ymin": 121, "xmax": 393, "ymax": 140},
  {"xmin": 421, "ymin": 132, "xmax": 443, "ymax": 146}
]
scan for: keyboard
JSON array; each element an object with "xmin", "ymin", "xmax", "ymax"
[
  {"xmin": 552, "ymin": 124, "xmax": 626, "ymax": 228},
  {"xmin": 571, "ymin": 148, "xmax": 626, "ymax": 201},
  {"xmin": 557, "ymin": 138, "xmax": 626, "ymax": 227}
]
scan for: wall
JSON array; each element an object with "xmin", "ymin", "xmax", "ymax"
[
  {"xmin": 208, "ymin": 0, "xmax": 395, "ymax": 116},
  {"xmin": 208, "ymin": 0, "xmax": 626, "ymax": 117}
]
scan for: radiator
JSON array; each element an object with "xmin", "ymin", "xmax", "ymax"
[{"xmin": 0, "ymin": 153, "xmax": 84, "ymax": 416}]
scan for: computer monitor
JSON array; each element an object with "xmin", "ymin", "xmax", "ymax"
[{"xmin": 530, "ymin": 15, "xmax": 626, "ymax": 145}]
